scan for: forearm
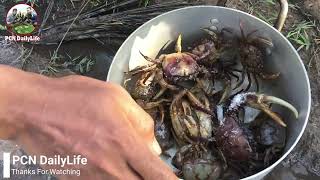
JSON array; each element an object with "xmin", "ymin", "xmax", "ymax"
[{"xmin": 0, "ymin": 65, "xmax": 49, "ymax": 126}]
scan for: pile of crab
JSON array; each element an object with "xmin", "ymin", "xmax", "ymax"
[{"xmin": 124, "ymin": 23, "xmax": 299, "ymax": 180}]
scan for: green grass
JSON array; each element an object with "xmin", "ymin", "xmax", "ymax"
[
  {"xmin": 65, "ymin": 54, "xmax": 95, "ymax": 74},
  {"xmin": 255, "ymin": 11, "xmax": 277, "ymax": 25},
  {"xmin": 89, "ymin": 0, "xmax": 102, "ymax": 7},
  {"xmin": 244, "ymin": 0, "xmax": 297, "ymax": 26},
  {"xmin": 40, "ymin": 50, "xmax": 95, "ymax": 76},
  {"xmin": 265, "ymin": 0, "xmax": 276, "ymax": 5},
  {"xmin": 13, "ymin": 24, "xmax": 35, "ymax": 34},
  {"xmin": 40, "ymin": 50, "xmax": 63, "ymax": 76},
  {"xmin": 140, "ymin": 0, "xmax": 151, "ymax": 7},
  {"xmin": 0, "ymin": 24, "xmax": 6, "ymax": 30},
  {"xmin": 243, "ymin": 0, "xmax": 278, "ymax": 26},
  {"xmin": 286, "ymin": 21, "xmax": 315, "ymax": 51}
]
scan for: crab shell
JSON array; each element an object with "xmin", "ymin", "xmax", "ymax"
[
  {"xmin": 170, "ymin": 96, "xmax": 213, "ymax": 145},
  {"xmin": 130, "ymin": 72, "xmax": 158, "ymax": 101},
  {"xmin": 258, "ymin": 119, "xmax": 286, "ymax": 147},
  {"xmin": 160, "ymin": 52, "xmax": 200, "ymax": 83},
  {"xmin": 170, "ymin": 99, "xmax": 200, "ymax": 144},
  {"xmin": 183, "ymin": 156, "xmax": 222, "ymax": 180},
  {"xmin": 172, "ymin": 145, "xmax": 223, "ymax": 180},
  {"xmin": 215, "ymin": 116, "xmax": 252, "ymax": 161}
]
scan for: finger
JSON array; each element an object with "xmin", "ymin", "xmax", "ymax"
[
  {"xmin": 125, "ymin": 106, "xmax": 162, "ymax": 155},
  {"xmin": 106, "ymin": 83, "xmax": 154, "ymax": 133},
  {"xmin": 106, "ymin": 83, "xmax": 163, "ymax": 155},
  {"xmin": 148, "ymin": 137, "xmax": 162, "ymax": 155},
  {"xmin": 15, "ymin": 126, "xmax": 141, "ymax": 180},
  {"xmin": 124, "ymin": 134, "xmax": 177, "ymax": 180}
]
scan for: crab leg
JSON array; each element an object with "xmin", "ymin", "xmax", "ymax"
[
  {"xmin": 137, "ymin": 99, "xmax": 171, "ymax": 110},
  {"xmin": 153, "ymin": 70, "xmax": 179, "ymax": 100},
  {"xmin": 153, "ymin": 79, "xmax": 179, "ymax": 100},
  {"xmin": 126, "ymin": 64, "xmax": 157, "ymax": 75},
  {"xmin": 244, "ymin": 72, "xmax": 252, "ymax": 92},
  {"xmin": 246, "ymin": 93, "xmax": 299, "ymax": 127},
  {"xmin": 257, "ymin": 104, "xmax": 287, "ymax": 127},
  {"xmin": 263, "ymin": 95, "xmax": 299, "ymax": 118},
  {"xmin": 233, "ymin": 69, "xmax": 246, "ymax": 90},
  {"xmin": 182, "ymin": 100, "xmax": 200, "ymax": 138},
  {"xmin": 218, "ymin": 79, "xmax": 231, "ymax": 104},
  {"xmin": 260, "ymin": 72, "xmax": 281, "ymax": 80},
  {"xmin": 139, "ymin": 51, "xmax": 162, "ymax": 64},
  {"xmin": 250, "ymin": 36, "xmax": 274, "ymax": 48},
  {"xmin": 227, "ymin": 71, "xmax": 240, "ymax": 82},
  {"xmin": 253, "ymin": 74, "xmax": 260, "ymax": 92},
  {"xmin": 201, "ymin": 28, "xmax": 218, "ymax": 40},
  {"xmin": 186, "ymin": 91, "xmax": 213, "ymax": 116},
  {"xmin": 170, "ymin": 90, "xmax": 195, "ymax": 145}
]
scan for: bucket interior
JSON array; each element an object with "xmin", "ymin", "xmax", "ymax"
[{"xmin": 107, "ymin": 6, "xmax": 311, "ymax": 179}]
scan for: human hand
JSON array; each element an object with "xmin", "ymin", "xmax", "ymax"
[{"xmin": 0, "ymin": 66, "xmax": 177, "ymax": 180}]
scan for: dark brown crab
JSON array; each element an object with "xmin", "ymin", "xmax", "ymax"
[
  {"xmin": 215, "ymin": 92, "xmax": 298, "ymax": 161},
  {"xmin": 137, "ymin": 34, "xmax": 201, "ymax": 82},
  {"xmin": 128, "ymin": 34, "xmax": 208, "ymax": 100},
  {"xmin": 234, "ymin": 22, "xmax": 280, "ymax": 92},
  {"xmin": 249, "ymin": 113, "xmax": 287, "ymax": 167},
  {"xmin": 190, "ymin": 29, "xmax": 240, "ymax": 103}
]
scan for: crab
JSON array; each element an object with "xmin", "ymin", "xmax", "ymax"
[
  {"xmin": 132, "ymin": 34, "xmax": 201, "ymax": 83},
  {"xmin": 172, "ymin": 144, "xmax": 223, "ymax": 180},
  {"xmin": 191, "ymin": 28, "xmax": 243, "ymax": 103},
  {"xmin": 215, "ymin": 92, "xmax": 298, "ymax": 161},
  {"xmin": 129, "ymin": 34, "xmax": 222, "ymax": 100},
  {"xmin": 170, "ymin": 89, "xmax": 213, "ymax": 145},
  {"xmin": 135, "ymin": 98, "xmax": 175, "ymax": 152},
  {"xmin": 124, "ymin": 71, "xmax": 159, "ymax": 101},
  {"xmin": 234, "ymin": 22, "xmax": 280, "ymax": 92},
  {"xmin": 249, "ymin": 113, "xmax": 287, "ymax": 167},
  {"xmin": 123, "ymin": 25, "xmax": 299, "ymax": 177}
]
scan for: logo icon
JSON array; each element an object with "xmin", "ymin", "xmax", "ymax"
[{"xmin": 6, "ymin": 4, "xmax": 38, "ymax": 35}]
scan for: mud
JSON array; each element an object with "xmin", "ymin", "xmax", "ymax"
[{"xmin": 303, "ymin": 0, "xmax": 320, "ymax": 21}]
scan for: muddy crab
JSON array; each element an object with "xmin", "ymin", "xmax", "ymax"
[
  {"xmin": 170, "ymin": 89, "xmax": 213, "ymax": 145},
  {"xmin": 172, "ymin": 144, "xmax": 223, "ymax": 180},
  {"xmin": 215, "ymin": 92, "xmax": 298, "ymax": 161},
  {"xmin": 124, "ymin": 25, "xmax": 300, "ymax": 179},
  {"xmin": 235, "ymin": 22, "xmax": 280, "ymax": 92}
]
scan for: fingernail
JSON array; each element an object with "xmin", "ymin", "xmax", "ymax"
[{"xmin": 151, "ymin": 137, "xmax": 162, "ymax": 155}]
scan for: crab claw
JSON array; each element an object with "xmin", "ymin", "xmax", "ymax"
[
  {"xmin": 249, "ymin": 36, "xmax": 274, "ymax": 49},
  {"xmin": 246, "ymin": 93, "xmax": 299, "ymax": 127},
  {"xmin": 175, "ymin": 34, "xmax": 182, "ymax": 53},
  {"xmin": 201, "ymin": 28, "xmax": 218, "ymax": 40}
]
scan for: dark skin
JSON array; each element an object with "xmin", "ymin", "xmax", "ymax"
[{"xmin": 0, "ymin": 65, "xmax": 177, "ymax": 180}]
